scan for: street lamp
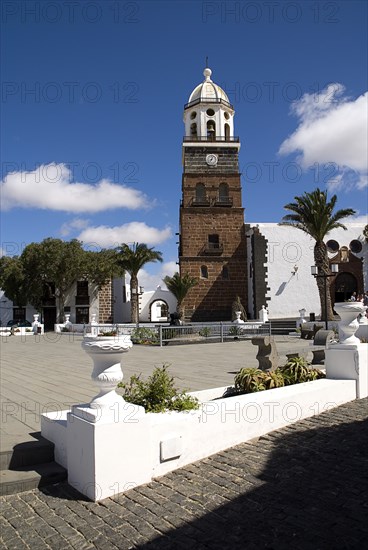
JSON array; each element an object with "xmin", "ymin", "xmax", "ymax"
[{"xmin": 311, "ymin": 263, "xmax": 339, "ymax": 329}]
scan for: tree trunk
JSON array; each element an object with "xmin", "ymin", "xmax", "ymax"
[
  {"xmin": 130, "ymin": 275, "xmax": 139, "ymax": 324},
  {"xmin": 314, "ymin": 242, "xmax": 334, "ymax": 321},
  {"xmin": 177, "ymin": 302, "xmax": 185, "ymax": 321},
  {"xmin": 56, "ymin": 291, "xmax": 65, "ymax": 324}
]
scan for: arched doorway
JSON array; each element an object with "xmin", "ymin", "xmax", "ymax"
[
  {"xmin": 150, "ymin": 300, "xmax": 169, "ymax": 322},
  {"xmin": 334, "ymin": 272, "xmax": 358, "ymax": 302}
]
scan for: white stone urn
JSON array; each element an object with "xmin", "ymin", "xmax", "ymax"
[
  {"xmin": 233, "ymin": 311, "xmax": 245, "ymax": 324},
  {"xmin": 334, "ymin": 302, "xmax": 367, "ymax": 345},
  {"xmin": 82, "ymin": 334, "xmax": 133, "ymax": 411},
  {"xmin": 32, "ymin": 314, "xmax": 41, "ymax": 334},
  {"xmin": 298, "ymin": 308, "xmax": 307, "ymax": 326},
  {"xmin": 259, "ymin": 306, "xmax": 268, "ymax": 323}
]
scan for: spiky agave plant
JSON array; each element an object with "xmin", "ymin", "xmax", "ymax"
[{"xmin": 234, "ymin": 368, "xmax": 268, "ymax": 393}]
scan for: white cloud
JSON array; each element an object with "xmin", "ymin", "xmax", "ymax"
[
  {"xmin": 60, "ymin": 218, "xmax": 90, "ymax": 237},
  {"xmin": 279, "ymin": 85, "xmax": 368, "ymax": 190},
  {"xmin": 1, "ymin": 163, "xmax": 149, "ymax": 212},
  {"xmin": 137, "ymin": 261, "xmax": 178, "ymax": 291},
  {"xmin": 347, "ymin": 214, "xmax": 368, "ymax": 225},
  {"xmin": 77, "ymin": 221, "xmax": 172, "ymax": 248}
]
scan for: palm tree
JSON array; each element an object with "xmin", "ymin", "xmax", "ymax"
[
  {"xmin": 363, "ymin": 224, "xmax": 368, "ymax": 243},
  {"xmin": 116, "ymin": 243, "xmax": 163, "ymax": 323},
  {"xmin": 280, "ymin": 188, "xmax": 355, "ymax": 321},
  {"xmin": 163, "ymin": 272, "xmax": 198, "ymax": 321}
]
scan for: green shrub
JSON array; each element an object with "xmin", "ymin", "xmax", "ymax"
[
  {"xmin": 119, "ymin": 364, "xmax": 199, "ymax": 413},
  {"xmin": 234, "ymin": 358, "xmax": 325, "ymax": 394},
  {"xmin": 234, "ymin": 367, "xmax": 286, "ymax": 394},
  {"xmin": 234, "ymin": 368, "xmax": 268, "ymax": 393},
  {"xmin": 264, "ymin": 370, "xmax": 285, "ymax": 390},
  {"xmin": 276, "ymin": 356, "xmax": 325, "ymax": 385},
  {"xmin": 162, "ymin": 328, "xmax": 176, "ymax": 340},
  {"xmin": 131, "ymin": 327, "xmax": 158, "ymax": 344},
  {"xmin": 199, "ymin": 327, "xmax": 211, "ymax": 337},
  {"xmin": 228, "ymin": 326, "xmax": 242, "ymax": 337}
]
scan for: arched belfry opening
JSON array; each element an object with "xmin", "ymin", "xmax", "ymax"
[{"xmin": 207, "ymin": 120, "xmax": 216, "ymax": 140}]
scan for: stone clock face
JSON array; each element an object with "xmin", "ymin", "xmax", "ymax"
[{"xmin": 206, "ymin": 154, "xmax": 218, "ymax": 166}]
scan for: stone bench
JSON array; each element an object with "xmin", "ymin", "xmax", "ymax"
[
  {"xmin": 251, "ymin": 336, "xmax": 279, "ymax": 370},
  {"xmin": 300, "ymin": 324, "xmax": 324, "ymax": 340},
  {"xmin": 252, "ymin": 330, "xmax": 335, "ymax": 370},
  {"xmin": 286, "ymin": 346, "xmax": 325, "ymax": 365},
  {"xmin": 285, "ymin": 329, "xmax": 335, "ymax": 364}
]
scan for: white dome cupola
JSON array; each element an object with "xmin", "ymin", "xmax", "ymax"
[{"xmin": 184, "ymin": 67, "xmax": 235, "ymax": 142}]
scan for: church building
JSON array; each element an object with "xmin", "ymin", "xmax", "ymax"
[{"xmin": 179, "ymin": 67, "xmax": 367, "ymax": 321}]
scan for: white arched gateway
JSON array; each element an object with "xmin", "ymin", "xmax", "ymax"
[{"xmin": 150, "ymin": 299, "xmax": 169, "ymax": 322}]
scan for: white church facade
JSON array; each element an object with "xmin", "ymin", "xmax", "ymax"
[{"xmin": 246, "ymin": 223, "xmax": 367, "ymax": 320}]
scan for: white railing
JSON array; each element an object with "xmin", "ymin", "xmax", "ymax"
[{"xmin": 81, "ymin": 321, "xmax": 270, "ymax": 346}]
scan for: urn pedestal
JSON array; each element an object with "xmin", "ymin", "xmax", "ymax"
[
  {"xmin": 326, "ymin": 302, "xmax": 368, "ymax": 398},
  {"xmin": 66, "ymin": 333, "xmax": 147, "ymax": 501}
]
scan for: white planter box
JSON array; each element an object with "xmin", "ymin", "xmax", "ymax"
[
  {"xmin": 42, "ymin": 377, "xmax": 356, "ymax": 501},
  {"xmin": 0, "ymin": 326, "xmax": 44, "ymax": 336}
]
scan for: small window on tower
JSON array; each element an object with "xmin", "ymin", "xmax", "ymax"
[
  {"xmin": 208, "ymin": 234, "xmax": 220, "ymax": 250},
  {"xmin": 195, "ymin": 183, "xmax": 206, "ymax": 202},
  {"xmin": 190, "ymin": 111, "xmax": 197, "ymax": 119},
  {"xmin": 190, "ymin": 123, "xmax": 197, "ymax": 137},
  {"xmin": 219, "ymin": 183, "xmax": 229, "ymax": 200},
  {"xmin": 206, "ymin": 108, "xmax": 215, "ymax": 116},
  {"xmin": 222, "ymin": 266, "xmax": 229, "ymax": 279},
  {"xmin": 200, "ymin": 265, "xmax": 208, "ymax": 279},
  {"xmin": 224, "ymin": 112, "xmax": 230, "ymax": 120}
]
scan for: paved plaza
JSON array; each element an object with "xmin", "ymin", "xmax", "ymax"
[
  {"xmin": 1, "ymin": 334, "xmax": 368, "ymax": 549},
  {"xmin": 0, "ymin": 333, "xmax": 308, "ymax": 451}
]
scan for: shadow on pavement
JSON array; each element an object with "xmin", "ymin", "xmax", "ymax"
[{"xmin": 137, "ymin": 416, "xmax": 368, "ymax": 549}]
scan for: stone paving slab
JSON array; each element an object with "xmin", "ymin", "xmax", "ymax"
[
  {"xmin": 0, "ymin": 333, "xmax": 308, "ymax": 452},
  {"xmin": 0, "ymin": 398, "xmax": 367, "ymax": 549}
]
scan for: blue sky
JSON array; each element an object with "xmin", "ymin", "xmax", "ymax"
[{"xmin": 1, "ymin": 0, "xmax": 367, "ymax": 289}]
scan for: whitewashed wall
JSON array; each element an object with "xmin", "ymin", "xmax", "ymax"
[
  {"xmin": 0, "ymin": 290, "xmax": 14, "ymax": 326},
  {"xmin": 250, "ymin": 222, "xmax": 367, "ymax": 319},
  {"xmin": 115, "ymin": 281, "xmax": 177, "ymax": 324},
  {"xmin": 139, "ymin": 287, "xmax": 177, "ymax": 322}
]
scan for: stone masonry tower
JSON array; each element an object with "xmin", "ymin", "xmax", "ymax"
[{"xmin": 179, "ymin": 67, "xmax": 247, "ymax": 321}]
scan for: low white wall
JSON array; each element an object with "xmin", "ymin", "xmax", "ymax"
[
  {"xmin": 42, "ymin": 377, "xmax": 356, "ymax": 501},
  {"xmin": 0, "ymin": 325, "xmax": 44, "ymax": 336},
  {"xmin": 54, "ymin": 323, "xmax": 85, "ymax": 334}
]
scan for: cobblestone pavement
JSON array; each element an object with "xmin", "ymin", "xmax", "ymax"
[{"xmin": 1, "ymin": 398, "xmax": 367, "ymax": 550}]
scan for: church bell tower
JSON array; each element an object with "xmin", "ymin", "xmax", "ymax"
[{"xmin": 179, "ymin": 67, "xmax": 247, "ymax": 321}]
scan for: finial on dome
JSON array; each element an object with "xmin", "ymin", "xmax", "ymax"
[{"xmin": 203, "ymin": 67, "xmax": 212, "ymax": 81}]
